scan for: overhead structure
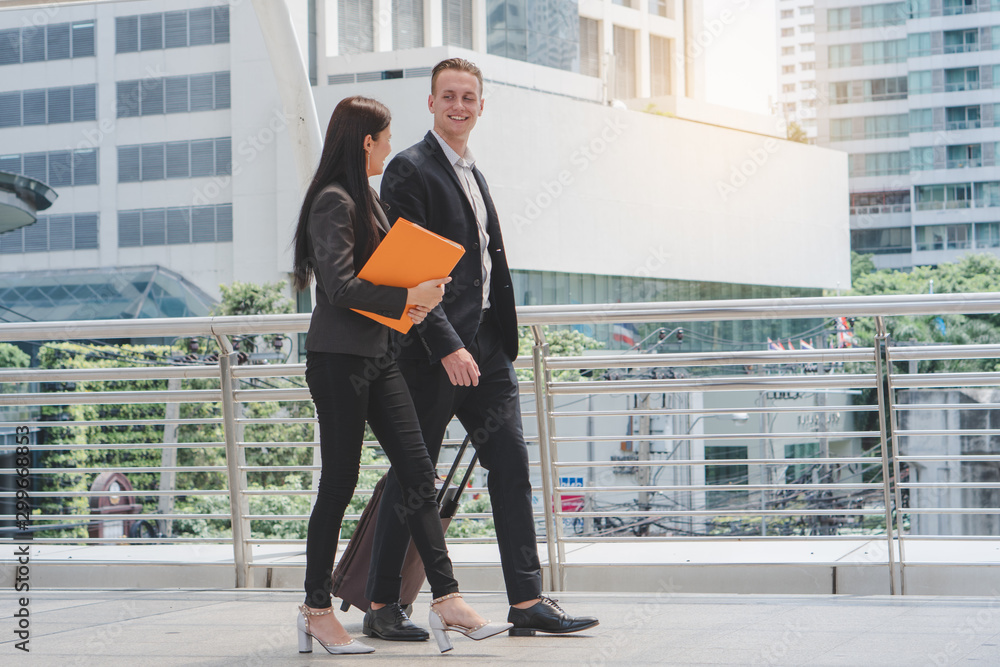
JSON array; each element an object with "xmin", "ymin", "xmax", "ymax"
[{"xmin": 0, "ymin": 171, "xmax": 57, "ymax": 234}]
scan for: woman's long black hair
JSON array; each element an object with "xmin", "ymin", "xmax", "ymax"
[{"xmin": 292, "ymin": 96, "xmax": 391, "ymax": 291}]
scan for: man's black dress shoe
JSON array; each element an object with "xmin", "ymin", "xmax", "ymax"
[
  {"xmin": 507, "ymin": 596, "xmax": 600, "ymax": 636},
  {"xmin": 362, "ymin": 602, "xmax": 429, "ymax": 641}
]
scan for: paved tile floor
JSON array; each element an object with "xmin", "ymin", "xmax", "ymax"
[{"xmin": 1, "ymin": 589, "xmax": 998, "ymax": 666}]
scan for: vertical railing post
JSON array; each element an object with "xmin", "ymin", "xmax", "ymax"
[
  {"xmin": 873, "ymin": 316, "xmax": 901, "ymax": 594},
  {"xmin": 215, "ymin": 333, "xmax": 252, "ymax": 588},
  {"xmin": 884, "ymin": 341, "xmax": 908, "ymax": 594},
  {"xmin": 531, "ymin": 325, "xmax": 562, "ymax": 591}
]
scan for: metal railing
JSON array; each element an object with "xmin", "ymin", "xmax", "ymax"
[{"xmin": 4, "ymin": 293, "xmax": 1000, "ymax": 594}]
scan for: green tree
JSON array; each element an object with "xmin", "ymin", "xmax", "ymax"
[
  {"xmin": 786, "ymin": 121, "xmax": 808, "ymax": 143},
  {"xmin": 848, "ymin": 253, "xmax": 1000, "ymax": 373},
  {"xmin": 0, "ymin": 343, "xmax": 29, "ymax": 368},
  {"xmin": 516, "ymin": 326, "xmax": 605, "ymax": 382},
  {"xmin": 851, "ymin": 251, "xmax": 876, "ymax": 285},
  {"xmin": 215, "ymin": 280, "xmax": 293, "ymax": 317}
]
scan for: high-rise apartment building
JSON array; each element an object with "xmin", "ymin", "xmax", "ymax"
[
  {"xmin": 0, "ymin": 1, "xmax": 849, "ymax": 352},
  {"xmin": 777, "ymin": 0, "xmax": 819, "ymax": 143},
  {"xmin": 815, "ymin": 0, "xmax": 1000, "ymax": 270}
]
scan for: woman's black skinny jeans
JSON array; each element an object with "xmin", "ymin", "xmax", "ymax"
[{"xmin": 302, "ymin": 350, "xmax": 459, "ymax": 609}]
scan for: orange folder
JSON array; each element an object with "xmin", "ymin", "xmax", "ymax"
[{"xmin": 351, "ymin": 218, "xmax": 465, "ymax": 333}]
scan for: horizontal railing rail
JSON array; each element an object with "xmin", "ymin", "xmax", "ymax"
[{"xmin": 4, "ymin": 292, "xmax": 1000, "ymax": 593}]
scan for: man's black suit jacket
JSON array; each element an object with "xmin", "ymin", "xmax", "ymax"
[{"xmin": 380, "ymin": 131, "xmax": 518, "ymax": 363}]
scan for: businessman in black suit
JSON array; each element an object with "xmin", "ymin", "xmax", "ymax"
[{"xmin": 363, "ymin": 58, "xmax": 598, "ymax": 641}]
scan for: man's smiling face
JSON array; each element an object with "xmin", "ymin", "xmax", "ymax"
[{"xmin": 428, "ymin": 69, "xmax": 483, "ymax": 148}]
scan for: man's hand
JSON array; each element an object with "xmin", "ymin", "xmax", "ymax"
[{"xmin": 441, "ymin": 348, "xmax": 480, "ymax": 387}]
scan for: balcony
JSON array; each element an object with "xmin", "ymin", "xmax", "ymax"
[
  {"xmin": 945, "ymin": 120, "xmax": 981, "ymax": 131},
  {"xmin": 947, "ymin": 158, "xmax": 983, "ymax": 169}
]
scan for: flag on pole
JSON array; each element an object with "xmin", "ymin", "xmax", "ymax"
[
  {"xmin": 799, "ymin": 339, "xmax": 815, "ymax": 350},
  {"xmin": 768, "ymin": 338, "xmax": 785, "ymax": 351},
  {"xmin": 613, "ymin": 323, "xmax": 638, "ymax": 347},
  {"xmin": 836, "ymin": 317, "xmax": 853, "ymax": 348}
]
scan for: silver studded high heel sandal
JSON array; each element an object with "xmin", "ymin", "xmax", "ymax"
[
  {"xmin": 427, "ymin": 593, "xmax": 512, "ymax": 653},
  {"xmin": 297, "ymin": 604, "xmax": 375, "ymax": 655}
]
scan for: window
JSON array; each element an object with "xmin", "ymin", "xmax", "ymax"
[
  {"xmin": 865, "ymin": 77, "xmax": 907, "ymax": 102},
  {"xmin": 831, "ymin": 118, "xmax": 853, "ymax": 142},
  {"xmin": 613, "ymin": 26, "xmax": 636, "ymax": 100},
  {"xmin": 339, "ymin": 0, "xmax": 374, "ymax": 54},
  {"xmin": 946, "ymin": 106, "xmax": 981, "ymax": 131},
  {"xmin": 442, "ymin": 0, "xmax": 473, "ymax": 49},
  {"xmin": 782, "ymin": 65, "xmax": 795, "ymax": 74},
  {"xmin": 580, "ymin": 18, "xmax": 600, "ymax": 78},
  {"xmin": 650, "ymin": 35, "xmax": 671, "ymax": 97},
  {"xmin": 945, "ymin": 68, "xmax": 979, "ymax": 92},
  {"xmin": 916, "ymin": 224, "xmax": 971, "ymax": 250},
  {"xmin": 649, "ymin": 0, "xmax": 671, "ymax": 17},
  {"xmin": 118, "ymin": 204, "xmax": 232, "ymax": 247},
  {"xmin": 944, "ymin": 29, "xmax": 978, "ymax": 54},
  {"xmin": 800, "ymin": 25, "xmax": 814, "ymax": 33},
  {"xmin": 780, "ymin": 9, "xmax": 793, "ymax": 19},
  {"xmin": 851, "ymin": 227, "xmax": 912, "ymax": 255},
  {"xmin": 0, "ymin": 213, "xmax": 99, "ymax": 253},
  {"xmin": 800, "ymin": 7, "xmax": 814, "ymax": 15},
  {"xmin": 978, "ymin": 182, "xmax": 1000, "ymax": 208},
  {"xmin": 393, "ymin": 0, "xmax": 424, "ymax": 49},
  {"xmin": 910, "ymin": 146, "xmax": 934, "ymax": 171},
  {"xmin": 976, "ymin": 223, "xmax": 1000, "ymax": 248},
  {"xmin": 947, "ymin": 145, "xmax": 982, "ymax": 169},
  {"xmin": 857, "ymin": 152, "xmax": 908, "ymax": 177},
  {"xmin": 830, "ymin": 81, "xmax": 849, "ymax": 104},
  {"xmin": 116, "ymin": 72, "xmax": 230, "ymax": 117},
  {"xmin": 0, "ymin": 85, "xmax": 96, "ymax": 127},
  {"xmin": 908, "ymin": 70, "xmax": 933, "ymax": 95},
  {"xmin": 705, "ymin": 445, "xmax": 748, "ymax": 509},
  {"xmin": 783, "ymin": 102, "xmax": 796, "ymax": 114},
  {"xmin": 916, "ymin": 184, "xmax": 973, "ymax": 210},
  {"xmin": 944, "ymin": 0, "xmax": 977, "ymax": 15},
  {"xmin": 781, "ymin": 46, "xmax": 794, "ymax": 56},
  {"xmin": 801, "ymin": 81, "xmax": 815, "ymax": 90},
  {"xmin": 781, "ymin": 28, "xmax": 793, "ymax": 38},
  {"xmin": 865, "ymin": 114, "xmax": 908, "ymax": 139},
  {"xmin": 115, "ymin": 7, "xmax": 229, "ymax": 52},
  {"xmin": 0, "ymin": 21, "xmax": 94, "ymax": 65},
  {"xmin": 801, "ymin": 62, "xmax": 815, "ymax": 71},
  {"xmin": 782, "ymin": 83, "xmax": 795, "ymax": 93},
  {"xmin": 800, "ymin": 43, "xmax": 814, "ymax": 53},
  {"xmin": 909, "ymin": 108, "xmax": 933, "ymax": 133},
  {"xmin": 827, "ymin": 8, "xmax": 850, "ymax": 31},
  {"xmin": 851, "ymin": 191, "xmax": 910, "ymax": 214},
  {"xmin": 0, "ymin": 149, "xmax": 98, "ymax": 186},
  {"xmin": 908, "ymin": 33, "xmax": 931, "ymax": 57}
]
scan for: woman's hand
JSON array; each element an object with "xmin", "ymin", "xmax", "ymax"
[
  {"xmin": 408, "ymin": 305, "xmax": 430, "ymax": 325},
  {"xmin": 407, "ymin": 277, "xmax": 451, "ymax": 310}
]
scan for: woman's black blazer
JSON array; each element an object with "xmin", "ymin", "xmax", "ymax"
[{"xmin": 303, "ymin": 183, "xmax": 408, "ymax": 357}]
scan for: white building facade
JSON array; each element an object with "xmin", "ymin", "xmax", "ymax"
[
  {"xmin": 815, "ymin": 0, "xmax": 1000, "ymax": 270},
  {"xmin": 777, "ymin": 0, "xmax": 819, "ymax": 143},
  {"xmin": 0, "ymin": 0, "xmax": 850, "ymax": 347}
]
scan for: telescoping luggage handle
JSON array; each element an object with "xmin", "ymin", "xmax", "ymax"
[{"xmin": 439, "ymin": 434, "xmax": 478, "ymax": 520}]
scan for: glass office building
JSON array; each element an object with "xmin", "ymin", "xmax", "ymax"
[{"xmin": 486, "ymin": 0, "xmax": 580, "ymax": 72}]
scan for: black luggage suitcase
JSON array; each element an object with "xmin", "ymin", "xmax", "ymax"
[{"xmin": 333, "ymin": 436, "xmax": 478, "ymax": 613}]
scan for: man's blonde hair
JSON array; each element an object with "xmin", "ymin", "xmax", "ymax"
[{"xmin": 431, "ymin": 58, "xmax": 483, "ymax": 97}]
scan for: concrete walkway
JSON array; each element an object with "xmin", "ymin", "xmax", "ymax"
[{"xmin": 2, "ymin": 589, "xmax": 998, "ymax": 666}]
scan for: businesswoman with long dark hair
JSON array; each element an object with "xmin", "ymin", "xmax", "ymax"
[{"xmin": 292, "ymin": 96, "xmax": 510, "ymax": 655}]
